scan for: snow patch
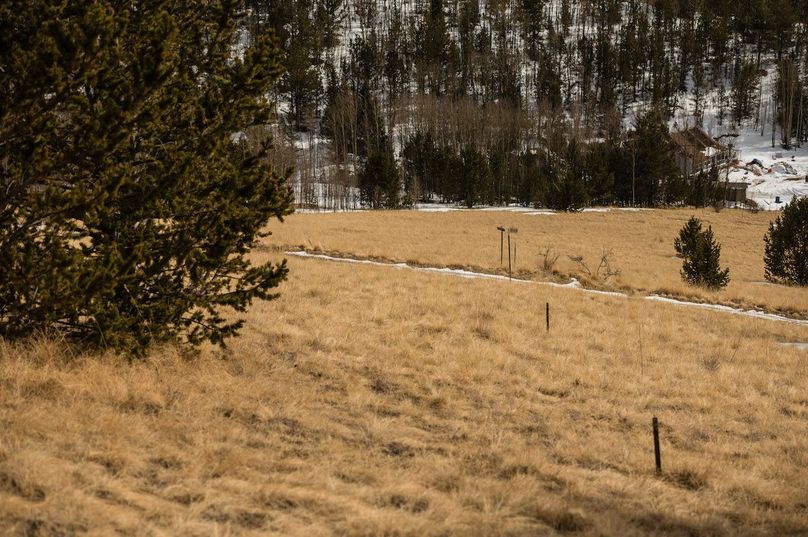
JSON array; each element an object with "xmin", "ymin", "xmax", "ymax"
[
  {"xmin": 644, "ymin": 295, "xmax": 808, "ymax": 326},
  {"xmin": 780, "ymin": 342, "xmax": 808, "ymax": 350},
  {"xmin": 287, "ymin": 251, "xmax": 525, "ymax": 283},
  {"xmin": 288, "ymin": 251, "xmax": 807, "ymax": 325}
]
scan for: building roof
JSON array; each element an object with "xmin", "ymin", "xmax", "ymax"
[{"xmin": 669, "ymin": 127, "xmax": 730, "ymax": 168}]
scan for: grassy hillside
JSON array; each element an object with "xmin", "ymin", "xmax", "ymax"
[
  {"xmin": 2, "ymin": 245, "xmax": 807, "ymax": 535},
  {"xmin": 272, "ymin": 208, "xmax": 808, "ymax": 317}
]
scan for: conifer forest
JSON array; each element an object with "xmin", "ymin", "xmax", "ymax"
[{"xmin": 246, "ymin": 0, "xmax": 808, "ymax": 209}]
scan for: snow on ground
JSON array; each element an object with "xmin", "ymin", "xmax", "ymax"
[
  {"xmin": 413, "ymin": 203, "xmax": 540, "ymax": 213},
  {"xmin": 300, "ymin": 202, "xmax": 651, "ymax": 214},
  {"xmin": 288, "ymin": 251, "xmax": 808, "ymax": 326},
  {"xmin": 780, "ymin": 342, "xmax": 808, "ymax": 350},
  {"xmin": 672, "ymin": 62, "xmax": 808, "ymax": 210},
  {"xmin": 726, "ymin": 129, "xmax": 808, "ymax": 209},
  {"xmin": 412, "ymin": 203, "xmax": 457, "ymax": 212},
  {"xmin": 478, "ymin": 206, "xmax": 550, "ymax": 213},
  {"xmin": 292, "ymin": 181, "xmax": 361, "ymax": 212},
  {"xmin": 411, "ymin": 204, "xmax": 646, "ymax": 214},
  {"xmin": 644, "ymin": 295, "xmax": 808, "ymax": 326}
]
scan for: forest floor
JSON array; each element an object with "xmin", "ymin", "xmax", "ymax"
[{"xmin": 2, "ymin": 210, "xmax": 808, "ymax": 536}]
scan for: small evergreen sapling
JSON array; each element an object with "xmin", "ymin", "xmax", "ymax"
[
  {"xmin": 674, "ymin": 217, "xmax": 730, "ymax": 290},
  {"xmin": 764, "ymin": 197, "xmax": 808, "ymax": 285}
]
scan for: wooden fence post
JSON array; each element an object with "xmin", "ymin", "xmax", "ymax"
[{"xmin": 653, "ymin": 416, "xmax": 662, "ymax": 473}]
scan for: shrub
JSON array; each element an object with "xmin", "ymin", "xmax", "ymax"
[
  {"xmin": 539, "ymin": 246, "xmax": 560, "ymax": 273},
  {"xmin": 674, "ymin": 217, "xmax": 730, "ymax": 290},
  {"xmin": 0, "ymin": 1, "xmax": 292, "ymax": 353},
  {"xmin": 764, "ymin": 197, "xmax": 808, "ymax": 285}
]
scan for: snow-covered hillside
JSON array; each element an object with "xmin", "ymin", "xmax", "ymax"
[{"xmin": 259, "ymin": 0, "xmax": 808, "ymax": 211}]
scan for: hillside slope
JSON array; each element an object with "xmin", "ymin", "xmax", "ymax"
[{"xmin": 2, "ymin": 254, "xmax": 807, "ymax": 535}]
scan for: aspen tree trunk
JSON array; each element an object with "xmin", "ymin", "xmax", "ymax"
[{"xmin": 773, "ymin": 83, "xmax": 777, "ymax": 148}]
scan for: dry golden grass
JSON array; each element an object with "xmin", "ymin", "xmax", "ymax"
[
  {"xmin": 271, "ymin": 208, "xmax": 808, "ymax": 318},
  {"xmin": 2, "ymin": 252, "xmax": 808, "ymax": 536}
]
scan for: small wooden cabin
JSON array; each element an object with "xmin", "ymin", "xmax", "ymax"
[{"xmin": 669, "ymin": 127, "xmax": 734, "ymax": 177}]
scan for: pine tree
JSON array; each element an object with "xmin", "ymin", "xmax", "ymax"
[
  {"xmin": 417, "ymin": 0, "xmax": 451, "ymax": 95},
  {"xmin": 675, "ymin": 217, "xmax": 730, "ymax": 290},
  {"xmin": 732, "ymin": 61, "xmax": 760, "ymax": 123},
  {"xmin": 544, "ymin": 140, "xmax": 589, "ymax": 211},
  {"xmin": 0, "ymin": 0, "xmax": 292, "ymax": 352},
  {"xmin": 627, "ymin": 108, "xmax": 680, "ymax": 205},
  {"xmin": 457, "ymin": 145, "xmax": 489, "ymax": 208},
  {"xmin": 764, "ymin": 197, "xmax": 808, "ymax": 285},
  {"xmin": 265, "ymin": 0, "xmax": 324, "ymax": 131},
  {"xmin": 519, "ymin": 0, "xmax": 544, "ymax": 61},
  {"xmin": 359, "ymin": 134, "xmax": 400, "ymax": 209}
]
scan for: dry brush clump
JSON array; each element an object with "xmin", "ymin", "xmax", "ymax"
[
  {"xmin": 1, "ymin": 256, "xmax": 807, "ymax": 536},
  {"xmin": 539, "ymin": 245, "xmax": 560, "ymax": 274},
  {"xmin": 567, "ymin": 248, "xmax": 622, "ymax": 285}
]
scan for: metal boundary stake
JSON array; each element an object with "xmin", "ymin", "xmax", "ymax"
[
  {"xmin": 497, "ymin": 226, "xmax": 505, "ymax": 265},
  {"xmin": 652, "ymin": 416, "xmax": 662, "ymax": 474},
  {"xmin": 508, "ymin": 227, "xmax": 518, "ymax": 278},
  {"xmin": 546, "ymin": 302, "xmax": 550, "ymax": 332},
  {"xmin": 507, "ymin": 232, "xmax": 512, "ymax": 279}
]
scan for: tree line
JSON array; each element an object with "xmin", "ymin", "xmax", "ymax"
[{"xmin": 247, "ymin": 0, "xmax": 808, "ymax": 209}]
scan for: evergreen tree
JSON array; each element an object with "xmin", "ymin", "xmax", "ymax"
[
  {"xmin": 674, "ymin": 217, "xmax": 703, "ymax": 260},
  {"xmin": 417, "ymin": 0, "xmax": 451, "ymax": 95},
  {"xmin": 686, "ymin": 168, "xmax": 722, "ymax": 208},
  {"xmin": 535, "ymin": 39, "xmax": 563, "ymax": 110},
  {"xmin": 359, "ymin": 134, "xmax": 400, "ymax": 208},
  {"xmin": 347, "ymin": 35, "xmax": 384, "ymax": 158},
  {"xmin": 732, "ymin": 61, "xmax": 760, "ymax": 123},
  {"xmin": 315, "ymin": 0, "xmax": 344, "ymax": 50},
  {"xmin": 585, "ymin": 142, "xmax": 616, "ymax": 205},
  {"xmin": 515, "ymin": 151, "xmax": 546, "ymax": 207},
  {"xmin": 251, "ymin": 0, "xmax": 324, "ymax": 130},
  {"xmin": 457, "ymin": 0, "xmax": 480, "ymax": 95},
  {"xmin": 401, "ymin": 131, "xmax": 434, "ymax": 202},
  {"xmin": 545, "ymin": 141, "xmax": 589, "ymax": 211},
  {"xmin": 383, "ymin": 4, "xmax": 408, "ymax": 101},
  {"xmin": 457, "ymin": 145, "xmax": 489, "ymax": 208},
  {"xmin": 519, "ymin": 0, "xmax": 544, "ymax": 61},
  {"xmin": 0, "ymin": 0, "xmax": 291, "ymax": 352},
  {"xmin": 764, "ymin": 197, "xmax": 808, "ymax": 285},
  {"xmin": 674, "ymin": 217, "xmax": 730, "ymax": 289},
  {"xmin": 626, "ymin": 108, "xmax": 680, "ymax": 205},
  {"xmin": 276, "ymin": 0, "xmax": 324, "ymax": 131}
]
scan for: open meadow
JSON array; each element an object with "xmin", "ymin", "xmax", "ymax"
[
  {"xmin": 272, "ymin": 208, "xmax": 808, "ymax": 318},
  {"xmin": 1, "ymin": 210, "xmax": 808, "ymax": 536}
]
